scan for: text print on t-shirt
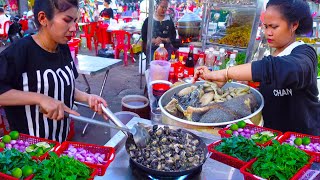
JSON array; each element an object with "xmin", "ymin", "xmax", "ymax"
[
  {"xmin": 22, "ymin": 62, "xmax": 76, "ymax": 143},
  {"xmin": 273, "ymin": 88, "xmax": 293, "ymax": 97}
]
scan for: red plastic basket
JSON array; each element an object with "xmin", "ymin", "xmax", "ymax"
[
  {"xmin": 218, "ymin": 123, "xmax": 283, "ymax": 147},
  {"xmin": 54, "ymin": 141, "xmax": 115, "ymax": 176},
  {"xmin": 0, "ymin": 172, "xmax": 34, "ymax": 180},
  {"xmin": 208, "ymin": 140, "xmax": 250, "ymax": 169},
  {"xmin": 278, "ymin": 132, "xmax": 320, "ymax": 162},
  {"xmin": 1, "ymin": 133, "xmax": 60, "ymax": 160},
  {"xmin": 240, "ymin": 156, "xmax": 315, "ymax": 180}
]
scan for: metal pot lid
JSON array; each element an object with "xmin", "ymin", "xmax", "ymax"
[{"xmin": 177, "ymin": 12, "xmax": 202, "ymax": 23}]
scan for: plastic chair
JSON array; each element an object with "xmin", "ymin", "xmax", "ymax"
[
  {"xmin": 94, "ymin": 23, "xmax": 112, "ymax": 55},
  {"xmin": 111, "ymin": 30, "xmax": 134, "ymax": 65},
  {"xmin": 122, "ymin": 17, "xmax": 133, "ymax": 23},
  {"xmin": 79, "ymin": 22, "xmax": 97, "ymax": 50},
  {"xmin": 19, "ymin": 19, "xmax": 28, "ymax": 31},
  {"xmin": 0, "ymin": 21, "xmax": 11, "ymax": 45}
]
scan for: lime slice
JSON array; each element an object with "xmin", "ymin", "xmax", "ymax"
[
  {"xmin": 260, "ymin": 131, "xmax": 274, "ymax": 137},
  {"xmin": 36, "ymin": 142, "xmax": 51, "ymax": 149},
  {"xmin": 251, "ymin": 133, "xmax": 260, "ymax": 140},
  {"xmin": 25, "ymin": 146, "xmax": 35, "ymax": 153}
]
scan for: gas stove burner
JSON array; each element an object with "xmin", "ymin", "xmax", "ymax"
[
  {"xmin": 129, "ymin": 159, "xmax": 202, "ymax": 180},
  {"xmin": 181, "ymin": 37, "xmax": 199, "ymax": 44}
]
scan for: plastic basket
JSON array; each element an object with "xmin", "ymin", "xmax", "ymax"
[
  {"xmin": 0, "ymin": 172, "xmax": 34, "ymax": 180},
  {"xmin": 218, "ymin": 123, "xmax": 283, "ymax": 147},
  {"xmin": 278, "ymin": 132, "xmax": 320, "ymax": 162},
  {"xmin": 240, "ymin": 156, "xmax": 315, "ymax": 180},
  {"xmin": 55, "ymin": 141, "xmax": 115, "ymax": 176},
  {"xmin": 208, "ymin": 140, "xmax": 250, "ymax": 169},
  {"xmin": 0, "ymin": 133, "xmax": 60, "ymax": 161}
]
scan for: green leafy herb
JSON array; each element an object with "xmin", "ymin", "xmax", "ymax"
[
  {"xmin": 33, "ymin": 152, "xmax": 92, "ymax": 180},
  {"xmin": 0, "ymin": 148, "xmax": 38, "ymax": 178},
  {"xmin": 249, "ymin": 140, "xmax": 310, "ymax": 180},
  {"xmin": 235, "ymin": 52, "xmax": 246, "ymax": 65},
  {"xmin": 215, "ymin": 136, "xmax": 261, "ymax": 162}
]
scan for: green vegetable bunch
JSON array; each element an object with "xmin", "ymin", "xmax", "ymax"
[
  {"xmin": 215, "ymin": 136, "xmax": 261, "ymax": 162},
  {"xmin": 235, "ymin": 52, "xmax": 246, "ymax": 65},
  {"xmin": 250, "ymin": 140, "xmax": 310, "ymax": 180},
  {"xmin": 0, "ymin": 148, "xmax": 38, "ymax": 178},
  {"xmin": 33, "ymin": 152, "xmax": 92, "ymax": 180}
]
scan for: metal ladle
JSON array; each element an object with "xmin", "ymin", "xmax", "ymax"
[{"xmin": 64, "ymin": 105, "xmax": 150, "ymax": 148}]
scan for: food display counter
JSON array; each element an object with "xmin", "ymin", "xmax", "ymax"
[
  {"xmin": 95, "ymin": 117, "xmax": 320, "ymax": 180},
  {"xmin": 96, "ymin": 117, "xmax": 245, "ymax": 180}
]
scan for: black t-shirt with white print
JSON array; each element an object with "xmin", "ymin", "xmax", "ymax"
[{"xmin": 0, "ymin": 36, "xmax": 78, "ymax": 143}]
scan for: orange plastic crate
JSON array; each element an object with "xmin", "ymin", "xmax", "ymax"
[
  {"xmin": 208, "ymin": 140, "xmax": 251, "ymax": 169},
  {"xmin": 55, "ymin": 141, "xmax": 115, "ymax": 176},
  {"xmin": 240, "ymin": 156, "xmax": 315, "ymax": 180},
  {"xmin": 278, "ymin": 132, "xmax": 320, "ymax": 162},
  {"xmin": 1, "ymin": 133, "xmax": 60, "ymax": 160},
  {"xmin": 218, "ymin": 123, "xmax": 283, "ymax": 147}
]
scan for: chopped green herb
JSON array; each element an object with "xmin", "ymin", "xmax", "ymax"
[
  {"xmin": 33, "ymin": 152, "xmax": 92, "ymax": 180},
  {"xmin": 249, "ymin": 140, "xmax": 310, "ymax": 180},
  {"xmin": 215, "ymin": 136, "xmax": 261, "ymax": 162}
]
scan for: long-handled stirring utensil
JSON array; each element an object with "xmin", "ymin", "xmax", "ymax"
[{"xmin": 65, "ymin": 111, "xmax": 151, "ymax": 148}]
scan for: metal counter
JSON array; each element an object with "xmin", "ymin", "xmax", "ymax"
[{"xmin": 95, "ymin": 117, "xmax": 244, "ymax": 180}]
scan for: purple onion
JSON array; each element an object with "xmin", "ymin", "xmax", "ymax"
[
  {"xmin": 237, "ymin": 128, "xmax": 243, "ymax": 132},
  {"xmin": 6, "ymin": 144, "xmax": 12, "ymax": 149},
  {"xmin": 17, "ymin": 140, "xmax": 24, "ymax": 145},
  {"xmin": 233, "ymin": 131, "xmax": 239, "ymax": 136},
  {"xmin": 240, "ymin": 132, "xmax": 246, "ymax": 137},
  {"xmin": 24, "ymin": 142, "xmax": 30, "ymax": 146},
  {"xmin": 97, "ymin": 156, "xmax": 104, "ymax": 163},
  {"xmin": 250, "ymin": 130, "xmax": 255, "ymax": 135},
  {"xmin": 244, "ymin": 129, "xmax": 250, "ymax": 133},
  {"xmin": 13, "ymin": 144, "xmax": 19, "ymax": 149},
  {"xmin": 101, "ymin": 154, "xmax": 106, "ymax": 159},
  {"xmin": 10, "ymin": 140, "xmax": 17, "ymax": 145}
]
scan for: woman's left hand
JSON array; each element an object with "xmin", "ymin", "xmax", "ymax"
[{"xmin": 87, "ymin": 94, "xmax": 108, "ymax": 116}]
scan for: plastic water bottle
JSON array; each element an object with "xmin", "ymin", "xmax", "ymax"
[
  {"xmin": 205, "ymin": 48, "xmax": 214, "ymax": 71},
  {"xmin": 154, "ymin": 44, "xmax": 168, "ymax": 60},
  {"xmin": 226, "ymin": 53, "xmax": 237, "ymax": 68}
]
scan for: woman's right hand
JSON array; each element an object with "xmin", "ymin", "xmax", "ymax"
[
  {"xmin": 193, "ymin": 66, "xmax": 228, "ymax": 87},
  {"xmin": 152, "ymin": 37, "xmax": 163, "ymax": 46},
  {"xmin": 39, "ymin": 96, "xmax": 79, "ymax": 121}
]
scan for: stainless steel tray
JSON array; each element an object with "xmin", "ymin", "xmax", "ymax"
[{"xmin": 95, "ymin": 117, "xmax": 245, "ymax": 180}]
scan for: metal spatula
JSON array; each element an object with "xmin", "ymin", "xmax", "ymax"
[{"xmin": 65, "ymin": 111, "xmax": 150, "ymax": 148}]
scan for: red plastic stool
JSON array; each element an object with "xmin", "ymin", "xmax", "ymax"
[
  {"xmin": 111, "ymin": 30, "xmax": 134, "ymax": 66},
  {"xmin": 95, "ymin": 24, "xmax": 113, "ymax": 55}
]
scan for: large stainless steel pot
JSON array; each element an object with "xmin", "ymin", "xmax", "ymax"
[
  {"xmin": 177, "ymin": 12, "xmax": 202, "ymax": 38},
  {"xmin": 158, "ymin": 82, "xmax": 264, "ymax": 134}
]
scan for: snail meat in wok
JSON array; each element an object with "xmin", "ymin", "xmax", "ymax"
[{"xmin": 128, "ymin": 125, "xmax": 205, "ymax": 171}]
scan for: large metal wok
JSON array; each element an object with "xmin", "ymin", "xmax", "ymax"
[
  {"xmin": 125, "ymin": 124, "xmax": 208, "ymax": 177},
  {"xmin": 158, "ymin": 82, "xmax": 264, "ymax": 132},
  {"xmin": 69, "ymin": 105, "xmax": 209, "ymax": 177}
]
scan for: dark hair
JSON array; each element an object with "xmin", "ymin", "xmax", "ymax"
[
  {"xmin": 34, "ymin": 0, "xmax": 79, "ymax": 27},
  {"xmin": 104, "ymin": 0, "xmax": 111, "ymax": 4},
  {"xmin": 0, "ymin": 8, "xmax": 4, "ymax": 13},
  {"xmin": 155, "ymin": 0, "xmax": 169, "ymax": 6},
  {"xmin": 266, "ymin": 0, "xmax": 313, "ymax": 35}
]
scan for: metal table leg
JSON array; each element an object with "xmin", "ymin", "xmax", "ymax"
[
  {"xmin": 82, "ymin": 74, "xmax": 91, "ymax": 94},
  {"xmin": 81, "ymin": 69, "xmax": 110, "ymax": 135},
  {"xmin": 140, "ymin": 52, "xmax": 143, "ymax": 89}
]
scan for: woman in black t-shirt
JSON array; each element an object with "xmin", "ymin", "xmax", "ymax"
[
  {"xmin": 141, "ymin": 0, "xmax": 177, "ymax": 58},
  {"xmin": 0, "ymin": 0, "xmax": 108, "ymax": 142},
  {"xmin": 100, "ymin": 0, "xmax": 114, "ymax": 19},
  {"xmin": 193, "ymin": 0, "xmax": 320, "ymax": 136}
]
